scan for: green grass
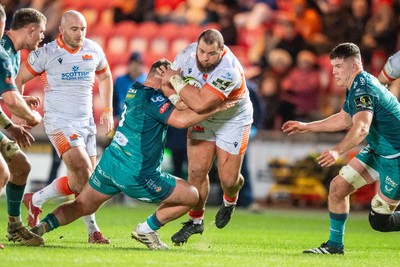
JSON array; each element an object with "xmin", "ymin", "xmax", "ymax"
[{"xmin": 0, "ymin": 198, "xmax": 399, "ymax": 267}]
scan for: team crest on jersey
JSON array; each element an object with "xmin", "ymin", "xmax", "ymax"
[
  {"xmin": 212, "ymin": 78, "xmax": 232, "ymax": 91},
  {"xmin": 159, "ymin": 102, "xmax": 170, "ymax": 114},
  {"xmin": 82, "ymin": 54, "xmax": 93, "ymax": 60},
  {"xmin": 354, "ymin": 95, "xmax": 372, "ymax": 109}
]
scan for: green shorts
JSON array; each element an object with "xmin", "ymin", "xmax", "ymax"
[
  {"xmin": 356, "ymin": 146, "xmax": 400, "ymax": 200},
  {"xmin": 89, "ymin": 153, "xmax": 176, "ymax": 203}
]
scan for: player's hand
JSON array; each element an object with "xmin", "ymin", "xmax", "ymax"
[
  {"xmin": 156, "ymin": 66, "xmax": 181, "ymax": 82},
  {"xmin": 317, "ymin": 149, "xmax": 339, "ymax": 167},
  {"xmin": 25, "ymin": 110, "xmax": 42, "ymax": 128},
  {"xmin": 100, "ymin": 109, "xmax": 114, "ymax": 135},
  {"xmin": 6, "ymin": 124, "xmax": 35, "ymax": 148},
  {"xmin": 23, "ymin": 96, "xmax": 41, "ymax": 110},
  {"xmin": 281, "ymin": 121, "xmax": 309, "ymax": 135}
]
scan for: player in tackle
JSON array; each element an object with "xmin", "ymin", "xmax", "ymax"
[{"xmin": 29, "ymin": 59, "xmax": 236, "ymax": 249}]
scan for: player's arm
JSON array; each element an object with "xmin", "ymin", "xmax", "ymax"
[
  {"xmin": 333, "ymin": 110, "xmax": 371, "ymax": 155},
  {"xmin": 282, "ymin": 109, "xmax": 352, "ymax": 135},
  {"xmin": 317, "ymin": 110, "xmax": 372, "ymax": 167},
  {"xmin": 96, "ymin": 66, "xmax": 114, "ymax": 134},
  {"xmin": 15, "ymin": 62, "xmax": 37, "ymax": 95},
  {"xmin": 1, "ymin": 90, "xmax": 42, "ymax": 127},
  {"xmin": 167, "ymin": 99, "xmax": 236, "ymax": 129},
  {"xmin": 157, "ymin": 66, "xmax": 223, "ymax": 113}
]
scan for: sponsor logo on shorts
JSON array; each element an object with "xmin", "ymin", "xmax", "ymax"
[
  {"xmin": 69, "ymin": 133, "xmax": 79, "ymax": 141},
  {"xmin": 385, "ymin": 176, "xmax": 398, "ymax": 188},
  {"xmin": 191, "ymin": 125, "xmax": 204, "ymax": 133},
  {"xmin": 91, "ymin": 174, "xmax": 101, "ymax": 187},
  {"xmin": 159, "ymin": 102, "xmax": 170, "ymax": 114}
]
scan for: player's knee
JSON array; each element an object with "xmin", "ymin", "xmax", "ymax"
[{"xmin": 369, "ymin": 194, "xmax": 397, "ymax": 232}]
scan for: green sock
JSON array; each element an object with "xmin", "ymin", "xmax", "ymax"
[
  {"xmin": 327, "ymin": 212, "xmax": 348, "ymax": 248},
  {"xmin": 146, "ymin": 213, "xmax": 164, "ymax": 231},
  {"xmin": 42, "ymin": 213, "xmax": 60, "ymax": 232},
  {"xmin": 6, "ymin": 182, "xmax": 25, "ymax": 217}
]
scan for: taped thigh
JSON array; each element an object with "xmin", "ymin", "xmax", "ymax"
[
  {"xmin": 339, "ymin": 165, "xmax": 367, "ymax": 189},
  {"xmin": 0, "ymin": 140, "xmax": 22, "ymax": 163},
  {"xmin": 371, "ymin": 194, "xmax": 398, "ymax": 214}
]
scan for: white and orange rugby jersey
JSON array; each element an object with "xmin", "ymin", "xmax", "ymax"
[
  {"xmin": 381, "ymin": 50, "xmax": 400, "ymax": 82},
  {"xmin": 172, "ymin": 43, "xmax": 253, "ymax": 124},
  {"xmin": 25, "ymin": 35, "xmax": 109, "ymax": 121}
]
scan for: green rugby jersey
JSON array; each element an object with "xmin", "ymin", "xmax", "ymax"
[
  {"xmin": 107, "ymin": 82, "xmax": 175, "ymax": 176},
  {"xmin": 343, "ymin": 71, "xmax": 400, "ymax": 157},
  {"xmin": 0, "ymin": 34, "xmax": 19, "ymax": 94}
]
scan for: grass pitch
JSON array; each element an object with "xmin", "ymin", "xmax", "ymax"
[{"xmin": 0, "ymin": 198, "xmax": 399, "ymax": 267}]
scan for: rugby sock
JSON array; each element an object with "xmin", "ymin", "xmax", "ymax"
[
  {"xmin": 32, "ymin": 176, "xmax": 73, "ymax": 207},
  {"xmin": 41, "ymin": 213, "xmax": 60, "ymax": 232},
  {"xmin": 142, "ymin": 213, "xmax": 164, "ymax": 232},
  {"xmin": 189, "ymin": 210, "xmax": 204, "ymax": 224},
  {"xmin": 223, "ymin": 194, "xmax": 238, "ymax": 206},
  {"xmin": 6, "ymin": 182, "xmax": 25, "ymax": 219},
  {"xmin": 327, "ymin": 212, "xmax": 348, "ymax": 248},
  {"xmin": 82, "ymin": 214, "xmax": 100, "ymax": 235}
]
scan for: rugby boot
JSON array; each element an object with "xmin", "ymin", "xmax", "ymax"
[
  {"xmin": 7, "ymin": 222, "xmax": 44, "ymax": 246},
  {"xmin": 303, "ymin": 242, "xmax": 344, "ymax": 255},
  {"xmin": 171, "ymin": 220, "xmax": 204, "ymax": 245},
  {"xmin": 215, "ymin": 203, "xmax": 236, "ymax": 228}
]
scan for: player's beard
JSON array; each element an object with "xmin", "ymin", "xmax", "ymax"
[{"xmin": 196, "ymin": 55, "xmax": 222, "ymax": 73}]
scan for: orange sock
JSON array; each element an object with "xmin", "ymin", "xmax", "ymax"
[{"xmin": 55, "ymin": 176, "xmax": 74, "ymax": 195}]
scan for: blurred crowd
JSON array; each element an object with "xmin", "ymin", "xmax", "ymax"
[{"xmin": 3, "ymin": 0, "xmax": 400, "ymax": 131}]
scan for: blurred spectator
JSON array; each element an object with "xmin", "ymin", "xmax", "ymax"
[
  {"xmin": 258, "ymin": 48, "xmax": 293, "ymax": 129},
  {"xmin": 290, "ymin": 0, "xmax": 323, "ymax": 44},
  {"xmin": 208, "ymin": 0, "xmax": 239, "ymax": 45},
  {"xmin": 343, "ymin": 0, "xmax": 370, "ymax": 45},
  {"xmin": 280, "ymin": 50, "xmax": 322, "ymax": 122},
  {"xmin": 165, "ymin": 0, "xmax": 216, "ymax": 25},
  {"xmin": 1, "ymin": 0, "xmax": 31, "ymax": 29},
  {"xmin": 30, "ymin": 0, "xmax": 62, "ymax": 43},
  {"xmin": 361, "ymin": 1, "xmax": 398, "ymax": 66},
  {"xmin": 113, "ymin": 52, "xmax": 147, "ymax": 121},
  {"xmin": 112, "ymin": 0, "xmax": 155, "ymax": 24},
  {"xmin": 234, "ymin": 0, "xmax": 277, "ymax": 30}
]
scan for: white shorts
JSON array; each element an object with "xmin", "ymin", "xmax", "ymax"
[
  {"xmin": 44, "ymin": 117, "xmax": 97, "ymax": 157},
  {"xmin": 188, "ymin": 119, "xmax": 251, "ymax": 155}
]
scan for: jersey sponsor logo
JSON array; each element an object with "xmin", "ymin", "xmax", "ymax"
[
  {"xmin": 354, "ymin": 95, "xmax": 372, "ymax": 109},
  {"xmin": 234, "ymin": 141, "xmax": 238, "ymax": 148},
  {"xmin": 212, "ymin": 78, "xmax": 232, "ymax": 91},
  {"xmin": 151, "ymin": 95, "xmax": 166, "ymax": 103},
  {"xmin": 385, "ymin": 176, "xmax": 398, "ymax": 188},
  {"xmin": 113, "ymin": 131, "xmax": 128, "ymax": 146},
  {"xmin": 126, "ymin": 88, "xmax": 137, "ymax": 99},
  {"xmin": 82, "ymin": 54, "xmax": 93, "ymax": 60},
  {"xmin": 61, "ymin": 66, "xmax": 90, "ymax": 80},
  {"xmin": 159, "ymin": 102, "xmax": 170, "ymax": 114},
  {"xmin": 58, "ymin": 58, "xmax": 63, "ymax": 64},
  {"xmin": 69, "ymin": 133, "xmax": 79, "ymax": 141}
]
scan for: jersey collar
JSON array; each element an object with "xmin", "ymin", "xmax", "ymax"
[{"xmin": 56, "ymin": 34, "xmax": 82, "ymax": 54}]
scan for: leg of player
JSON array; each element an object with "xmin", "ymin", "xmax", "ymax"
[
  {"xmin": 30, "ymin": 183, "xmax": 112, "ymax": 240},
  {"xmin": 132, "ymin": 178, "xmax": 199, "ymax": 250},
  {"xmin": 171, "ymin": 140, "xmax": 215, "ymax": 245},
  {"xmin": 215, "ymin": 148, "xmax": 245, "ymax": 229},
  {"xmin": 368, "ymin": 190, "xmax": 400, "ymax": 232},
  {"xmin": 2, "ymin": 136, "xmax": 44, "ymax": 246},
  {"xmin": 304, "ymin": 158, "xmax": 374, "ymax": 255}
]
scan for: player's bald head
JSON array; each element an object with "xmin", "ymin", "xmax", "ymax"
[{"xmin": 61, "ymin": 10, "xmax": 86, "ymax": 27}]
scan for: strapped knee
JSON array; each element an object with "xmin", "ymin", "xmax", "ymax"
[
  {"xmin": 0, "ymin": 139, "xmax": 22, "ymax": 163},
  {"xmin": 369, "ymin": 194, "xmax": 398, "ymax": 232}
]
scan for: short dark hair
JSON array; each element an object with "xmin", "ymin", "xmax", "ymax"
[
  {"xmin": 329, "ymin": 42, "xmax": 361, "ymax": 60},
  {"xmin": 149, "ymin": 58, "xmax": 171, "ymax": 74},
  {"xmin": 198, "ymin": 29, "xmax": 224, "ymax": 50},
  {"xmin": 11, "ymin": 8, "xmax": 47, "ymax": 30}
]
